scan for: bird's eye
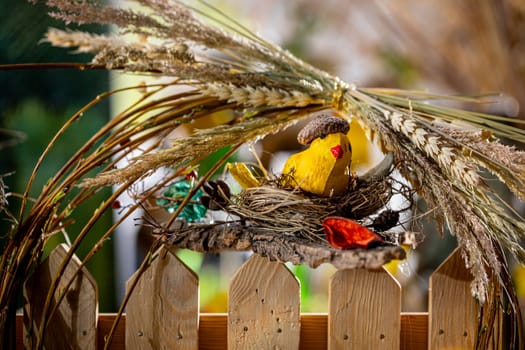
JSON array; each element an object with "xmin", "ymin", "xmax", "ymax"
[{"xmin": 330, "ymin": 145, "xmax": 344, "ymax": 159}]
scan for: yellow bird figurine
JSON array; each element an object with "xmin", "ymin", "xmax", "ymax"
[{"xmin": 282, "ymin": 115, "xmax": 352, "ymax": 196}]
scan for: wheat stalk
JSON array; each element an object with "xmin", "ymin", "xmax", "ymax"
[{"xmin": 2, "ymin": 0, "xmax": 523, "ymax": 347}]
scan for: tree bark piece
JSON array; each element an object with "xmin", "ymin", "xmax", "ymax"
[{"xmin": 169, "ymin": 223, "xmax": 406, "ymax": 270}]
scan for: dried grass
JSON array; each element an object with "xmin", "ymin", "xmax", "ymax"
[
  {"xmin": 1, "ymin": 0, "xmax": 524, "ymax": 348},
  {"xmin": 224, "ymin": 173, "xmax": 395, "ymax": 242}
]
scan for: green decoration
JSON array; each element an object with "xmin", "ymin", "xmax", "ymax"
[{"xmin": 157, "ymin": 180, "xmax": 207, "ymax": 223}]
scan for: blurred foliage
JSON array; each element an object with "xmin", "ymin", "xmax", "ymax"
[{"xmin": 0, "ymin": 0, "xmax": 116, "ymax": 310}]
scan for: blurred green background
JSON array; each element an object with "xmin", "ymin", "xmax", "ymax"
[{"xmin": 0, "ymin": 0, "xmax": 115, "ymax": 310}]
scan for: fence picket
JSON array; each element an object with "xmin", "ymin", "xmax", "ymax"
[
  {"xmin": 228, "ymin": 254, "xmax": 300, "ymax": 349},
  {"xmin": 16, "ymin": 244, "xmax": 508, "ymax": 349},
  {"xmin": 23, "ymin": 243, "xmax": 98, "ymax": 350},
  {"xmin": 328, "ymin": 267, "xmax": 401, "ymax": 349},
  {"xmin": 428, "ymin": 248, "xmax": 478, "ymax": 349},
  {"xmin": 125, "ymin": 246, "xmax": 199, "ymax": 350}
]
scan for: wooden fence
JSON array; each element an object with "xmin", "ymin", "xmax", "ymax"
[{"xmin": 15, "ymin": 243, "xmax": 498, "ymax": 349}]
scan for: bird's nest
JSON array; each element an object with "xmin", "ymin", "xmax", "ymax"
[
  {"xmin": 161, "ymin": 159, "xmax": 419, "ymax": 270},
  {"xmin": 227, "ymin": 175, "xmax": 393, "ymax": 242}
]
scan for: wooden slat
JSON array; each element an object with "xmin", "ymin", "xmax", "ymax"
[
  {"xmin": 22, "ymin": 243, "xmax": 98, "ymax": 350},
  {"xmin": 17, "ymin": 313, "xmax": 428, "ymax": 349},
  {"xmin": 125, "ymin": 246, "xmax": 199, "ymax": 350},
  {"xmin": 199, "ymin": 314, "xmax": 227, "ymax": 350},
  {"xmin": 401, "ymin": 312, "xmax": 428, "ymax": 350},
  {"xmin": 98, "ymin": 314, "xmax": 126, "ymax": 350},
  {"xmin": 328, "ymin": 267, "xmax": 401, "ymax": 349},
  {"xmin": 228, "ymin": 254, "xmax": 301, "ymax": 349},
  {"xmin": 429, "ymin": 248, "xmax": 477, "ymax": 349},
  {"xmin": 299, "ymin": 313, "xmax": 327, "ymax": 349}
]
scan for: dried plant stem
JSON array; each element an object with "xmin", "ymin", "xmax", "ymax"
[
  {"xmin": 104, "ymin": 241, "xmax": 161, "ymax": 350},
  {"xmin": 40, "ymin": 169, "xmax": 179, "ymax": 347},
  {"xmin": 102, "ymin": 141, "xmax": 242, "ymax": 347},
  {"xmin": 3, "ymin": 1, "xmax": 525, "ymax": 348},
  {"xmin": 16, "ymin": 81, "xmax": 169, "ymax": 224},
  {"xmin": 35, "ymin": 181, "xmax": 131, "ymax": 346},
  {"xmin": 0, "ymin": 79, "xmax": 226, "ymax": 347},
  {"xmin": 0, "ymin": 62, "xmax": 104, "ymax": 71}
]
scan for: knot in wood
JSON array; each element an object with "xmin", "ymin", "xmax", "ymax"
[{"xmin": 297, "ymin": 115, "xmax": 350, "ymax": 145}]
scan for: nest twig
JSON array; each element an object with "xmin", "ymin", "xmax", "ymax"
[{"xmin": 229, "ymin": 186, "xmax": 333, "ymax": 241}]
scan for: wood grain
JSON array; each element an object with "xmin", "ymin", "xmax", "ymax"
[
  {"xmin": 429, "ymin": 248, "xmax": 476, "ymax": 349},
  {"xmin": 17, "ymin": 313, "xmax": 428, "ymax": 349},
  {"xmin": 17, "ymin": 247, "xmax": 498, "ymax": 349},
  {"xmin": 328, "ymin": 267, "xmax": 401, "ymax": 349},
  {"xmin": 228, "ymin": 254, "xmax": 300, "ymax": 349},
  {"xmin": 98, "ymin": 314, "xmax": 126, "ymax": 350},
  {"xmin": 22, "ymin": 244, "xmax": 97, "ymax": 350},
  {"xmin": 401, "ymin": 312, "xmax": 428, "ymax": 350},
  {"xmin": 125, "ymin": 246, "xmax": 199, "ymax": 350}
]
